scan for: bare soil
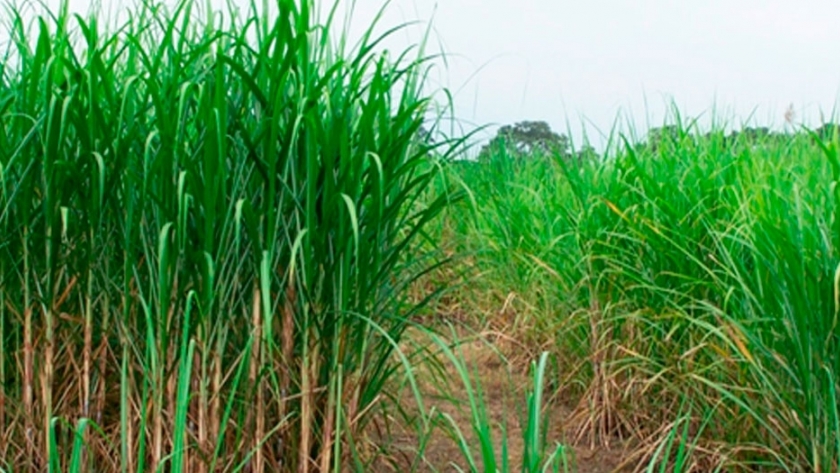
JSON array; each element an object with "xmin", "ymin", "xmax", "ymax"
[{"xmin": 367, "ymin": 328, "xmax": 630, "ymax": 472}]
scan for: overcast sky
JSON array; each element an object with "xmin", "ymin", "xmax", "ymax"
[
  {"xmin": 345, "ymin": 0, "xmax": 840, "ymax": 150},
  {"xmin": 27, "ymin": 0, "xmax": 840, "ymax": 150}
]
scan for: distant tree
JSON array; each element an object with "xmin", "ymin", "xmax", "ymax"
[
  {"xmin": 729, "ymin": 126, "xmax": 771, "ymax": 143},
  {"xmin": 646, "ymin": 125, "xmax": 681, "ymax": 150},
  {"xmin": 479, "ymin": 120, "xmax": 571, "ymax": 161},
  {"xmin": 814, "ymin": 123, "xmax": 840, "ymax": 141},
  {"xmin": 573, "ymin": 144, "xmax": 600, "ymax": 164},
  {"xmin": 725, "ymin": 127, "xmax": 792, "ymax": 149},
  {"xmin": 699, "ymin": 130, "xmax": 729, "ymax": 149},
  {"xmin": 633, "ymin": 125, "xmax": 681, "ymax": 155}
]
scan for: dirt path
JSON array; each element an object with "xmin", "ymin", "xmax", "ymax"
[{"xmin": 369, "ymin": 328, "xmax": 629, "ymax": 472}]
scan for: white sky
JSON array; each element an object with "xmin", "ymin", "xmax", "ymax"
[
  {"xmin": 346, "ymin": 0, "xmax": 840, "ymax": 151},
  {"xmin": 22, "ymin": 0, "xmax": 840, "ymax": 151}
]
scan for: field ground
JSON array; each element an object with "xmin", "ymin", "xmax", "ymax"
[{"xmin": 369, "ymin": 325, "xmax": 630, "ymax": 472}]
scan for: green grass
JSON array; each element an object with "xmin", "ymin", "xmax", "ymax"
[
  {"xmin": 443, "ymin": 116, "xmax": 840, "ymax": 471},
  {"xmin": 0, "ymin": 0, "xmax": 467, "ymax": 470}
]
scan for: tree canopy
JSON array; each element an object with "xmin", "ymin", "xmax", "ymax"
[{"xmin": 479, "ymin": 120, "xmax": 572, "ymax": 160}]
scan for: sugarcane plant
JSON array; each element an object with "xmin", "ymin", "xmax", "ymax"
[{"xmin": 0, "ymin": 0, "xmax": 466, "ymax": 470}]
